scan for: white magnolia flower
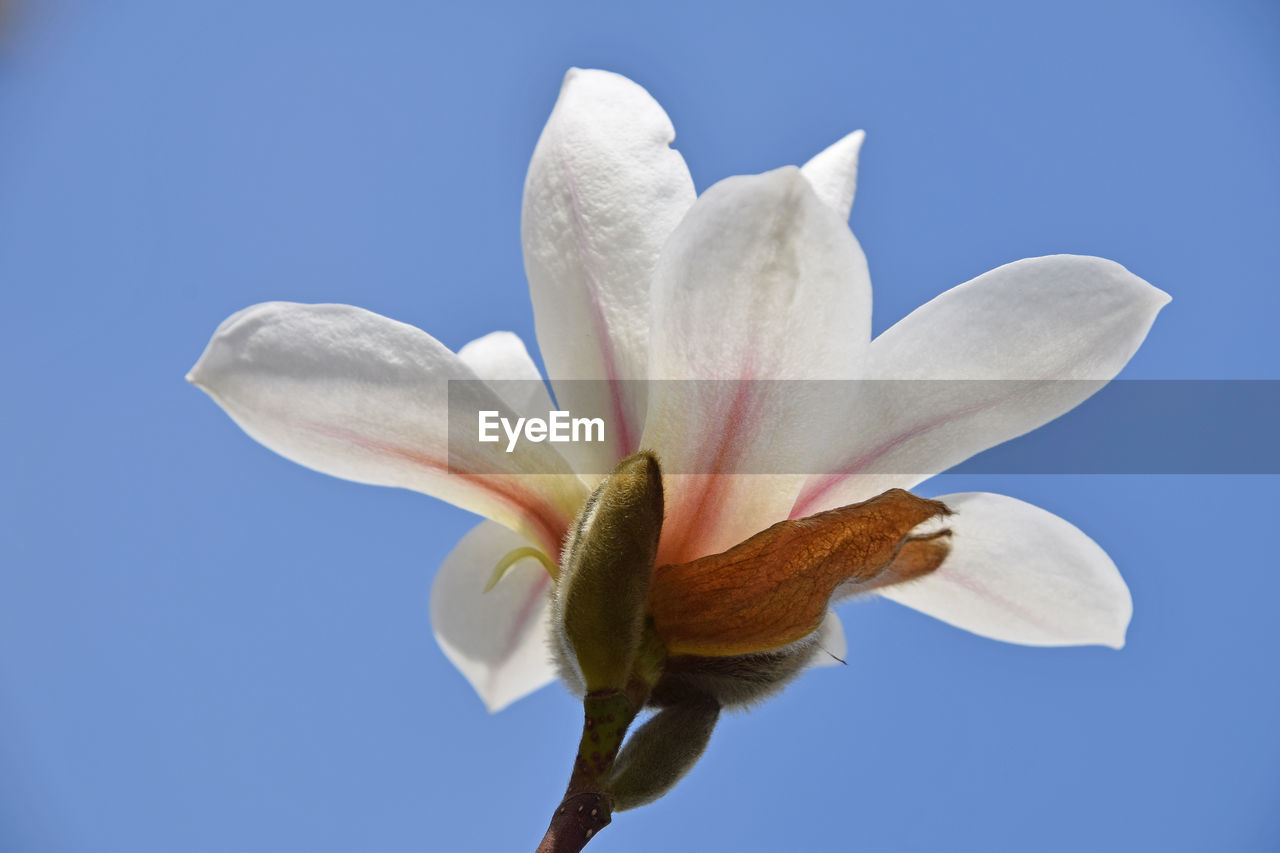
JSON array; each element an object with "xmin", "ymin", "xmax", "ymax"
[{"xmin": 189, "ymin": 68, "xmax": 1169, "ymax": 713}]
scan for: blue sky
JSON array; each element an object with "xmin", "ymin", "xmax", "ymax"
[{"xmin": 2, "ymin": 1, "xmax": 1278, "ymax": 851}]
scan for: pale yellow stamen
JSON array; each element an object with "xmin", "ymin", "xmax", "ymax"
[{"xmin": 484, "ymin": 546, "xmax": 559, "ymax": 592}]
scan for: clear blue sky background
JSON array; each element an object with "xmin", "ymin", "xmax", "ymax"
[{"xmin": 2, "ymin": 1, "xmax": 1278, "ymax": 851}]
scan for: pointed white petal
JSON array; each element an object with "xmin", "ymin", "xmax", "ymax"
[
  {"xmin": 880, "ymin": 492, "xmax": 1132, "ymax": 648},
  {"xmin": 523, "ymin": 68, "xmax": 696, "ymax": 471},
  {"xmin": 642, "ymin": 167, "xmax": 872, "ymax": 563},
  {"xmin": 793, "ymin": 255, "xmax": 1170, "ymax": 515},
  {"xmin": 458, "ymin": 331, "xmax": 558, "ymax": 427},
  {"xmin": 188, "ymin": 302, "xmax": 586, "ymax": 553},
  {"xmin": 430, "ymin": 521, "xmax": 558, "ymax": 712},
  {"xmin": 457, "ymin": 330, "xmax": 545, "ymax": 384},
  {"xmin": 800, "ymin": 130, "xmax": 865, "ymax": 221},
  {"xmin": 809, "ymin": 610, "xmax": 848, "ymax": 668}
]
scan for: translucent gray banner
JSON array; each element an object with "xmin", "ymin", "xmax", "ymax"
[{"xmin": 446, "ymin": 380, "xmax": 1280, "ymax": 475}]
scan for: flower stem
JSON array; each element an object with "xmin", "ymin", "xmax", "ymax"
[
  {"xmin": 533, "ymin": 791, "xmax": 612, "ymax": 853},
  {"xmin": 534, "ymin": 688, "xmax": 644, "ymax": 852}
]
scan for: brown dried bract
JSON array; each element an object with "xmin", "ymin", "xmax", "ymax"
[{"xmin": 647, "ymin": 489, "xmax": 952, "ymax": 656}]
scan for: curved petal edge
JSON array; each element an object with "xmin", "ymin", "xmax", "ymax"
[
  {"xmin": 522, "ymin": 68, "xmax": 696, "ymax": 470},
  {"xmin": 879, "ymin": 492, "xmax": 1133, "ymax": 649},
  {"xmin": 430, "ymin": 521, "xmax": 558, "ymax": 712}
]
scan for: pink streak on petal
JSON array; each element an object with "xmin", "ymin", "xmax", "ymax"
[
  {"xmin": 790, "ymin": 382, "xmax": 1046, "ymax": 519},
  {"xmin": 554, "ymin": 143, "xmax": 635, "ymax": 461},
  {"xmin": 898, "ymin": 562, "xmax": 1047, "ymax": 637},
  {"xmin": 298, "ymin": 419, "xmax": 571, "ymax": 557},
  {"xmin": 659, "ymin": 374, "xmax": 762, "ymax": 564},
  {"xmin": 490, "ymin": 569, "xmax": 551, "ymax": 699}
]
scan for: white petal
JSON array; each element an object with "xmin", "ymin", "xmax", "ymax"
[
  {"xmin": 792, "ymin": 255, "xmax": 1170, "ymax": 515},
  {"xmin": 809, "ymin": 610, "xmax": 848, "ymax": 668},
  {"xmin": 800, "ymin": 130, "xmax": 865, "ymax": 221},
  {"xmin": 880, "ymin": 492, "xmax": 1132, "ymax": 648},
  {"xmin": 430, "ymin": 521, "xmax": 558, "ymax": 712},
  {"xmin": 522, "ymin": 68, "xmax": 696, "ymax": 471},
  {"xmin": 457, "ymin": 330, "xmax": 545, "ymax": 384},
  {"xmin": 457, "ymin": 331, "xmax": 558, "ymax": 427},
  {"xmin": 188, "ymin": 302, "xmax": 586, "ymax": 554},
  {"xmin": 642, "ymin": 167, "xmax": 871, "ymax": 562}
]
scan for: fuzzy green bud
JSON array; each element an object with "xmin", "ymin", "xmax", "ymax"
[
  {"xmin": 606, "ymin": 699, "xmax": 720, "ymax": 811},
  {"xmin": 554, "ymin": 451, "xmax": 664, "ymax": 693}
]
